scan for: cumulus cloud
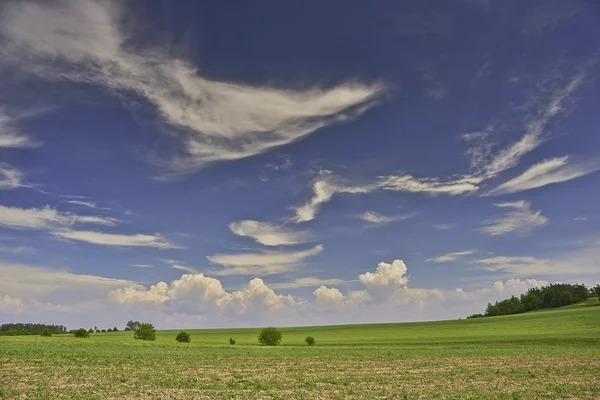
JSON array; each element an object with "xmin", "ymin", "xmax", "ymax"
[
  {"xmin": 0, "ymin": 163, "xmax": 24, "ymax": 190},
  {"xmin": 0, "ymin": 0, "xmax": 382, "ymax": 172},
  {"xmin": 427, "ymin": 249, "xmax": 476, "ymax": 263},
  {"xmin": 207, "ymin": 244, "xmax": 324, "ymax": 276},
  {"xmin": 3, "ymin": 257, "xmax": 592, "ymax": 327},
  {"xmin": 108, "ymin": 274, "xmax": 296, "ymax": 315},
  {"xmin": 489, "ymin": 156, "xmax": 600, "ymax": 195},
  {"xmin": 480, "ymin": 201, "xmax": 548, "ymax": 236},
  {"xmin": 53, "ymin": 230, "xmax": 180, "ymax": 249},
  {"xmin": 229, "ymin": 220, "xmax": 310, "ymax": 246}
]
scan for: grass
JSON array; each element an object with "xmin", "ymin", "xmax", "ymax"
[{"xmin": 1, "ymin": 299, "xmax": 599, "ymax": 399}]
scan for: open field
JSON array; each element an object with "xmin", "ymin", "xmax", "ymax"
[{"xmin": 1, "ymin": 300, "xmax": 599, "ymax": 399}]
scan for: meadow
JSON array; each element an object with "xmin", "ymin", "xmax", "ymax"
[{"xmin": 1, "ymin": 299, "xmax": 599, "ymax": 399}]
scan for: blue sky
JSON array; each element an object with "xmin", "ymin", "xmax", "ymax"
[{"xmin": 1, "ymin": 0, "xmax": 599, "ymax": 328}]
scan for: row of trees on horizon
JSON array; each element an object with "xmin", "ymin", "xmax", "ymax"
[
  {"xmin": 468, "ymin": 283, "xmax": 600, "ymax": 319},
  {"xmin": 0, "ymin": 321, "xmax": 143, "ymax": 336}
]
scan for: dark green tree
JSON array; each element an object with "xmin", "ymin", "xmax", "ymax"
[
  {"xmin": 258, "ymin": 327, "xmax": 282, "ymax": 346},
  {"xmin": 133, "ymin": 323, "xmax": 156, "ymax": 341}
]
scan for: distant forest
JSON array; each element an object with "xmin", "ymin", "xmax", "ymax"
[
  {"xmin": 468, "ymin": 283, "xmax": 600, "ymax": 319},
  {"xmin": 0, "ymin": 323, "xmax": 68, "ymax": 336}
]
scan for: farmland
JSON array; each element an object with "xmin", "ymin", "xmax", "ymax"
[{"xmin": 1, "ymin": 300, "xmax": 599, "ymax": 399}]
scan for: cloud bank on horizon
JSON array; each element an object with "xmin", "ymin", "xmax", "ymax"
[{"xmin": 1, "ymin": 0, "xmax": 599, "ymax": 328}]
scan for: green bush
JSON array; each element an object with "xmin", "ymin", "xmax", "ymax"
[
  {"xmin": 101, "ymin": 329, "xmax": 106, "ymax": 333},
  {"xmin": 40, "ymin": 329, "xmax": 52, "ymax": 337},
  {"xmin": 73, "ymin": 328, "xmax": 90, "ymax": 338},
  {"xmin": 88, "ymin": 328, "xmax": 94, "ymax": 334},
  {"xmin": 258, "ymin": 327, "xmax": 282, "ymax": 346},
  {"xmin": 305, "ymin": 336, "xmax": 315, "ymax": 346},
  {"xmin": 176, "ymin": 331, "xmax": 191, "ymax": 343},
  {"xmin": 229, "ymin": 337, "xmax": 236, "ymax": 345},
  {"xmin": 113, "ymin": 327, "xmax": 118, "ymax": 332},
  {"xmin": 133, "ymin": 322, "xmax": 156, "ymax": 341}
]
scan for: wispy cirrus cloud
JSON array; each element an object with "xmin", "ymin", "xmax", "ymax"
[
  {"xmin": 0, "ymin": 163, "xmax": 25, "ymax": 190},
  {"xmin": 480, "ymin": 201, "xmax": 548, "ymax": 236},
  {"xmin": 229, "ymin": 220, "xmax": 310, "ymax": 246},
  {"xmin": 426, "ymin": 249, "xmax": 476, "ymax": 263},
  {"xmin": 293, "ymin": 172, "xmax": 479, "ymax": 223},
  {"xmin": 53, "ymin": 230, "xmax": 180, "ymax": 249},
  {"xmin": 0, "ymin": 110, "xmax": 39, "ymax": 149},
  {"xmin": 488, "ymin": 156, "xmax": 600, "ymax": 195},
  {"xmin": 268, "ymin": 277, "xmax": 348, "ymax": 290},
  {"xmin": 207, "ymin": 244, "xmax": 324, "ymax": 276},
  {"xmin": 0, "ymin": 0, "xmax": 383, "ymax": 173},
  {"xmin": 360, "ymin": 211, "xmax": 416, "ymax": 225},
  {"xmin": 0, "ymin": 204, "xmax": 119, "ymax": 229}
]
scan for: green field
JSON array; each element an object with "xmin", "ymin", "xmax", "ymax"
[{"xmin": 1, "ymin": 300, "xmax": 599, "ymax": 399}]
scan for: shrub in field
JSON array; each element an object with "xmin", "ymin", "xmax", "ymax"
[
  {"xmin": 40, "ymin": 329, "xmax": 52, "ymax": 337},
  {"xmin": 113, "ymin": 327, "xmax": 118, "ymax": 332},
  {"xmin": 88, "ymin": 328, "xmax": 94, "ymax": 334},
  {"xmin": 258, "ymin": 327, "xmax": 282, "ymax": 346},
  {"xmin": 73, "ymin": 328, "xmax": 90, "ymax": 338},
  {"xmin": 229, "ymin": 337, "xmax": 236, "ymax": 345},
  {"xmin": 176, "ymin": 331, "xmax": 191, "ymax": 343},
  {"xmin": 305, "ymin": 336, "xmax": 315, "ymax": 346},
  {"xmin": 101, "ymin": 329, "xmax": 106, "ymax": 333},
  {"xmin": 133, "ymin": 322, "xmax": 156, "ymax": 341}
]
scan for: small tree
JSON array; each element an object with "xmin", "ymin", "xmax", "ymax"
[
  {"xmin": 133, "ymin": 322, "xmax": 156, "ymax": 341},
  {"xmin": 305, "ymin": 336, "xmax": 315, "ymax": 346},
  {"xmin": 88, "ymin": 328, "xmax": 94, "ymax": 334},
  {"xmin": 592, "ymin": 284, "xmax": 600, "ymax": 301},
  {"xmin": 229, "ymin": 337, "xmax": 236, "ymax": 345},
  {"xmin": 73, "ymin": 328, "xmax": 90, "ymax": 338},
  {"xmin": 113, "ymin": 327, "xmax": 118, "ymax": 332},
  {"xmin": 175, "ymin": 331, "xmax": 191, "ymax": 343},
  {"xmin": 95, "ymin": 329, "xmax": 100, "ymax": 333},
  {"xmin": 258, "ymin": 327, "xmax": 282, "ymax": 346},
  {"xmin": 126, "ymin": 320, "xmax": 140, "ymax": 331},
  {"xmin": 101, "ymin": 329, "xmax": 106, "ymax": 333},
  {"xmin": 40, "ymin": 329, "xmax": 52, "ymax": 337}
]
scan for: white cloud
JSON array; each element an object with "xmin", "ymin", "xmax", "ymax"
[
  {"xmin": 378, "ymin": 174, "xmax": 481, "ymax": 195},
  {"xmin": 129, "ymin": 264, "xmax": 153, "ymax": 268},
  {"xmin": 475, "ymin": 71, "xmax": 587, "ymax": 179},
  {"xmin": 293, "ymin": 172, "xmax": 476, "ymax": 223},
  {"xmin": 0, "ymin": 204, "xmax": 119, "ymax": 229},
  {"xmin": 293, "ymin": 173, "xmax": 377, "ymax": 223},
  {"xmin": 229, "ymin": 220, "xmax": 310, "ymax": 246},
  {"xmin": 269, "ymin": 277, "xmax": 347, "ymax": 290},
  {"xmin": 0, "ymin": 205, "xmax": 72, "ymax": 229},
  {"xmin": 4, "ymin": 256, "xmax": 594, "ymax": 328},
  {"xmin": 53, "ymin": 230, "xmax": 180, "ymax": 249},
  {"xmin": 0, "ymin": 111, "xmax": 38, "ymax": 148},
  {"xmin": 207, "ymin": 244, "xmax": 324, "ymax": 276},
  {"xmin": 65, "ymin": 200, "xmax": 111, "ymax": 210},
  {"xmin": 360, "ymin": 211, "xmax": 415, "ymax": 225},
  {"xmin": 573, "ymin": 217, "xmax": 587, "ymax": 221},
  {"xmin": 72, "ymin": 216, "xmax": 120, "ymax": 226},
  {"xmin": 0, "ymin": 163, "xmax": 24, "ymax": 190},
  {"xmin": 0, "ymin": 0, "xmax": 382, "ymax": 172},
  {"xmin": 489, "ymin": 156, "xmax": 600, "ymax": 195},
  {"xmin": 0, "ymin": 262, "xmax": 135, "ymax": 304},
  {"xmin": 427, "ymin": 249, "xmax": 476, "ymax": 263},
  {"xmin": 480, "ymin": 200, "xmax": 548, "ymax": 236},
  {"xmin": 357, "ymin": 259, "xmax": 409, "ymax": 303},
  {"xmin": 162, "ymin": 259, "xmax": 199, "ymax": 274}
]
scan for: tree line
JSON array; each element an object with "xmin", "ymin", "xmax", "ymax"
[
  {"xmin": 0, "ymin": 323, "xmax": 67, "ymax": 336},
  {"xmin": 468, "ymin": 283, "xmax": 600, "ymax": 318}
]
